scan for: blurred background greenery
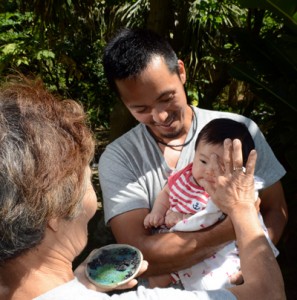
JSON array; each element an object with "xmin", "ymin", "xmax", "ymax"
[{"xmin": 1, "ymin": 0, "xmax": 296, "ymax": 298}]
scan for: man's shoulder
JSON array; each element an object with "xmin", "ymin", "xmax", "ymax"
[
  {"xmin": 195, "ymin": 106, "xmax": 250, "ymax": 120},
  {"xmin": 101, "ymin": 124, "xmax": 146, "ymax": 157},
  {"xmin": 108, "ymin": 123, "xmax": 146, "ymax": 148},
  {"xmin": 99, "ymin": 123, "xmax": 151, "ymax": 165},
  {"xmin": 194, "ymin": 107, "xmax": 257, "ymax": 129}
]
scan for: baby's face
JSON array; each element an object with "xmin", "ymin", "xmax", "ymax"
[{"xmin": 192, "ymin": 141, "xmax": 224, "ymax": 190}]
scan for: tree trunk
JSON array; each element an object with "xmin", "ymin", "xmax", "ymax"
[
  {"xmin": 147, "ymin": 0, "xmax": 173, "ymax": 37},
  {"xmin": 109, "ymin": 100, "xmax": 138, "ymax": 142}
]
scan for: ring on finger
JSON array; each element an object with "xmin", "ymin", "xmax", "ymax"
[{"xmin": 233, "ymin": 166, "xmax": 246, "ymax": 173}]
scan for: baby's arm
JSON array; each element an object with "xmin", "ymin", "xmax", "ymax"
[
  {"xmin": 165, "ymin": 210, "xmax": 193, "ymax": 228},
  {"xmin": 144, "ymin": 184, "xmax": 170, "ymax": 228}
]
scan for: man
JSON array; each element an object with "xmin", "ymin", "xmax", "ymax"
[{"xmin": 99, "ymin": 28, "xmax": 287, "ymax": 281}]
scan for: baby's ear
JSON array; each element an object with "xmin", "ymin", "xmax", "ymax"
[{"xmin": 48, "ymin": 218, "xmax": 59, "ymax": 232}]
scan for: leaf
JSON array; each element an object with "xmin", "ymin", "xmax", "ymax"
[
  {"xmin": 1, "ymin": 43, "xmax": 17, "ymax": 55},
  {"xmin": 237, "ymin": 0, "xmax": 297, "ymax": 31},
  {"xmin": 36, "ymin": 50, "xmax": 55, "ymax": 60},
  {"xmin": 17, "ymin": 57, "xmax": 29, "ymax": 66}
]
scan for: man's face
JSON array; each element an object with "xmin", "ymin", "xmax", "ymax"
[{"xmin": 115, "ymin": 56, "xmax": 191, "ymax": 140}]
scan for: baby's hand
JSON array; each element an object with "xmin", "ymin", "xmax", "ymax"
[
  {"xmin": 165, "ymin": 210, "xmax": 185, "ymax": 228},
  {"xmin": 144, "ymin": 212, "xmax": 165, "ymax": 228}
]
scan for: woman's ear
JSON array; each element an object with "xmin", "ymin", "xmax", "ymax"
[
  {"xmin": 178, "ymin": 59, "xmax": 187, "ymax": 84},
  {"xmin": 48, "ymin": 218, "xmax": 59, "ymax": 232}
]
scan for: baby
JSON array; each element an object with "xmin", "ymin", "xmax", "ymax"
[{"xmin": 144, "ymin": 118, "xmax": 278, "ymax": 290}]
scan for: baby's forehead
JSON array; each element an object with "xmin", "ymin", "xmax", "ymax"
[
  {"xmin": 196, "ymin": 142, "xmax": 224, "ymax": 157},
  {"xmin": 197, "ymin": 140, "xmax": 224, "ymax": 150}
]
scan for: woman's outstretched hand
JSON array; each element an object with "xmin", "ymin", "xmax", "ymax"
[
  {"xmin": 199, "ymin": 138, "xmax": 257, "ymax": 286},
  {"xmin": 200, "ymin": 138, "xmax": 257, "ymax": 215}
]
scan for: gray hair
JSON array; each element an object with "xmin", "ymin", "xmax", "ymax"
[{"xmin": 0, "ymin": 75, "xmax": 95, "ymax": 262}]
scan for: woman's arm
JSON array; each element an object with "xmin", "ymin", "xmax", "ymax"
[
  {"xmin": 229, "ymin": 205, "xmax": 285, "ymax": 300},
  {"xmin": 203, "ymin": 139, "xmax": 285, "ymax": 300}
]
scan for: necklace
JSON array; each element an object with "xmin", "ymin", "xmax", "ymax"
[{"xmin": 155, "ymin": 106, "xmax": 197, "ymax": 150}]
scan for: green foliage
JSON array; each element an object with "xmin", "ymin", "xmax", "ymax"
[
  {"xmin": 1, "ymin": 0, "xmax": 296, "ymax": 183},
  {"xmin": 176, "ymin": 1, "xmax": 247, "ymax": 109},
  {"xmin": 226, "ymin": 0, "xmax": 297, "ymax": 200},
  {"xmin": 113, "ymin": 0, "xmax": 148, "ymax": 28},
  {"xmin": 237, "ymin": 0, "xmax": 297, "ymax": 32},
  {"xmin": 0, "ymin": 11, "xmax": 34, "ymax": 69},
  {"xmin": 0, "ymin": 1, "xmax": 115, "ymax": 129}
]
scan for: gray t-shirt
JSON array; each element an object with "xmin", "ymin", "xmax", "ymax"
[
  {"xmin": 34, "ymin": 278, "xmax": 237, "ymax": 300},
  {"xmin": 99, "ymin": 106, "xmax": 286, "ymax": 224}
]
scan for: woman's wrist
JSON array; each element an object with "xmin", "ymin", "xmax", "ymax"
[
  {"xmin": 227, "ymin": 203, "xmax": 257, "ymax": 221},
  {"xmin": 228, "ymin": 203, "xmax": 264, "ymax": 238}
]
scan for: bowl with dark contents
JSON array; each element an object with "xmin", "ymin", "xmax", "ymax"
[{"xmin": 85, "ymin": 244, "xmax": 143, "ymax": 289}]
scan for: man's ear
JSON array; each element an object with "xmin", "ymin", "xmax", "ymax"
[
  {"xmin": 48, "ymin": 218, "xmax": 59, "ymax": 232},
  {"xmin": 178, "ymin": 59, "xmax": 186, "ymax": 84}
]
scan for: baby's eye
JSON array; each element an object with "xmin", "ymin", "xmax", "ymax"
[{"xmin": 200, "ymin": 159, "xmax": 207, "ymax": 164}]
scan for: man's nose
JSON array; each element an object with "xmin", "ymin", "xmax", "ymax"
[{"xmin": 152, "ymin": 108, "xmax": 169, "ymax": 124}]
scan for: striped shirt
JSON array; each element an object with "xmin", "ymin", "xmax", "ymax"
[{"xmin": 168, "ymin": 163, "xmax": 209, "ymax": 214}]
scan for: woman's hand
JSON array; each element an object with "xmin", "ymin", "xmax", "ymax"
[
  {"xmin": 199, "ymin": 138, "xmax": 257, "ymax": 286},
  {"xmin": 200, "ymin": 138, "xmax": 257, "ymax": 215},
  {"xmin": 74, "ymin": 250, "xmax": 148, "ymax": 292}
]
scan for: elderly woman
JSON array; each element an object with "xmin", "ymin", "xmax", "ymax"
[{"xmin": 0, "ymin": 75, "xmax": 284, "ymax": 299}]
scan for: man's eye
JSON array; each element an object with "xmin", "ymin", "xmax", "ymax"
[
  {"xmin": 160, "ymin": 93, "xmax": 175, "ymax": 103},
  {"xmin": 135, "ymin": 108, "xmax": 147, "ymax": 113}
]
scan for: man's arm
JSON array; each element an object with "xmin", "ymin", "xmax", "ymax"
[
  {"xmin": 110, "ymin": 208, "xmax": 235, "ymax": 276},
  {"xmin": 259, "ymin": 180, "xmax": 288, "ymax": 244}
]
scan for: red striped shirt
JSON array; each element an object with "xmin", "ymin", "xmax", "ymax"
[{"xmin": 168, "ymin": 163, "xmax": 209, "ymax": 214}]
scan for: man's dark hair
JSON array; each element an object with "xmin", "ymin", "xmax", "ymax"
[
  {"xmin": 195, "ymin": 118, "xmax": 255, "ymax": 166},
  {"xmin": 103, "ymin": 28, "xmax": 179, "ymax": 93}
]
